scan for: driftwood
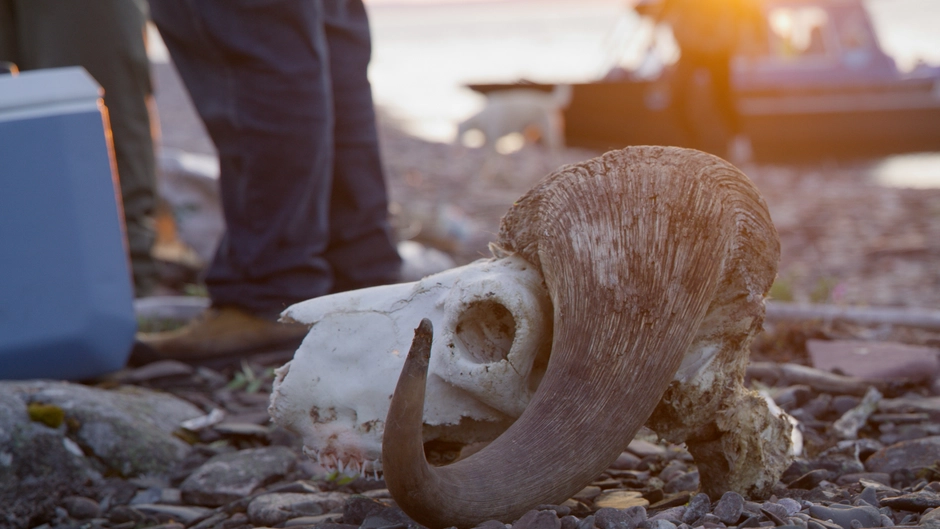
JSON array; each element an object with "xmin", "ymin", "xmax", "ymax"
[
  {"xmin": 747, "ymin": 362, "xmax": 884, "ymax": 396},
  {"xmin": 766, "ymin": 301, "xmax": 940, "ymax": 332}
]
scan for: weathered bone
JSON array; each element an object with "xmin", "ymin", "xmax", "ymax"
[{"xmin": 269, "ymin": 146, "xmax": 792, "ymax": 528}]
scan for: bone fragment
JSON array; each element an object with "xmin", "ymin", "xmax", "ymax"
[{"xmin": 833, "ymin": 386, "xmax": 883, "ymax": 440}]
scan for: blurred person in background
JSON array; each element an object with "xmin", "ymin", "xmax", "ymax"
[
  {"xmin": 0, "ymin": 0, "xmax": 160, "ymax": 296},
  {"xmin": 642, "ymin": 0, "xmax": 766, "ymax": 160},
  {"xmin": 138, "ymin": 0, "xmax": 401, "ymax": 361}
]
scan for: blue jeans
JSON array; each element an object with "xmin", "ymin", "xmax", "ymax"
[{"xmin": 150, "ymin": 0, "xmax": 401, "ymax": 318}]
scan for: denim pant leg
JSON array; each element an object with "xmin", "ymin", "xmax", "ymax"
[
  {"xmin": 322, "ymin": 1, "xmax": 401, "ymax": 294},
  {"xmin": 150, "ymin": 0, "xmax": 335, "ymax": 318}
]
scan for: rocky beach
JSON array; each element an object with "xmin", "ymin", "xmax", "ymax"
[
  {"xmin": 4, "ymin": 116, "xmax": 940, "ymax": 528},
  {"xmin": 4, "ymin": 38, "xmax": 940, "ymax": 529}
]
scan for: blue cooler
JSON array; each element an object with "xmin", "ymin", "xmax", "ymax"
[{"xmin": 0, "ymin": 67, "xmax": 136, "ymax": 380}]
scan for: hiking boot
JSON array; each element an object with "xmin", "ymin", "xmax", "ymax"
[{"xmin": 136, "ymin": 306, "xmax": 309, "ymax": 362}]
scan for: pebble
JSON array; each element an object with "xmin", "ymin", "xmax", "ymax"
[
  {"xmin": 180, "ymin": 445, "xmax": 297, "ymax": 506},
  {"xmin": 593, "ymin": 491, "xmax": 649, "ymax": 510},
  {"xmin": 62, "ymin": 495, "xmax": 101, "ymax": 519},
  {"xmin": 247, "ymin": 492, "xmax": 346, "ymax": 526},
  {"xmin": 808, "ymin": 504, "xmax": 882, "ymax": 529},
  {"xmin": 594, "ymin": 508, "xmax": 636, "ymax": 529},
  {"xmin": 514, "ymin": 510, "xmax": 562, "ymax": 529},
  {"xmin": 881, "ymin": 491, "xmax": 940, "ymax": 512},
  {"xmin": 682, "ymin": 493, "xmax": 711, "ymax": 525},
  {"xmin": 713, "ymin": 491, "xmax": 745, "ymax": 524}
]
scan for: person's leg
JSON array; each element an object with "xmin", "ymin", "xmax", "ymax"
[
  {"xmin": 707, "ymin": 52, "xmax": 738, "ymax": 136},
  {"xmin": 150, "ymin": 0, "xmax": 335, "ymax": 319},
  {"xmin": 4, "ymin": 0, "xmax": 159, "ymax": 295},
  {"xmin": 321, "ymin": 0, "xmax": 401, "ymax": 294}
]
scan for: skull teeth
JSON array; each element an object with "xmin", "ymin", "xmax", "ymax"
[{"xmin": 302, "ymin": 446, "xmax": 380, "ymax": 480}]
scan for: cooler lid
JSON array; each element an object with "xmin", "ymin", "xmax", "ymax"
[{"xmin": 0, "ymin": 66, "xmax": 102, "ymax": 118}]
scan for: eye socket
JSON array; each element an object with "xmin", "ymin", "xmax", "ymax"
[{"xmin": 454, "ymin": 300, "xmax": 516, "ymax": 365}]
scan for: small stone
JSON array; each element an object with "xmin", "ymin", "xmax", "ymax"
[
  {"xmin": 920, "ymin": 507, "xmax": 940, "ymax": 528},
  {"xmin": 180, "ymin": 446, "xmax": 297, "ymax": 506},
  {"xmin": 879, "ymin": 514, "xmax": 894, "ymax": 527},
  {"xmin": 574, "ymin": 486, "xmax": 603, "ymax": 502},
  {"xmin": 130, "ymin": 488, "xmax": 162, "ymax": 505},
  {"xmin": 681, "ymin": 493, "xmax": 710, "ymax": 525},
  {"xmin": 651, "ymin": 493, "xmax": 693, "ymax": 511},
  {"xmin": 627, "ymin": 439, "xmax": 666, "ymax": 458},
  {"xmin": 611, "ymin": 452, "xmax": 643, "ymax": 470},
  {"xmin": 880, "ymin": 491, "xmax": 940, "ymax": 512},
  {"xmin": 538, "ymin": 505, "xmax": 571, "ymax": 517},
  {"xmin": 284, "ymin": 514, "xmax": 344, "ymax": 527},
  {"xmin": 593, "ymin": 490, "xmax": 649, "ymax": 510},
  {"xmin": 836, "ymin": 473, "xmax": 893, "ymax": 487},
  {"xmin": 247, "ymin": 492, "xmax": 348, "ymax": 527},
  {"xmin": 649, "ymin": 507, "xmax": 685, "ymax": 524},
  {"xmin": 594, "ymin": 508, "xmax": 636, "ymax": 529},
  {"xmin": 576, "ymin": 515, "xmax": 596, "ymax": 529},
  {"xmin": 213, "ymin": 422, "xmax": 270, "ymax": 438},
  {"xmin": 514, "ymin": 509, "xmax": 562, "ymax": 529},
  {"xmin": 857, "ymin": 486, "xmax": 879, "ymax": 507},
  {"xmin": 561, "ymin": 515, "xmax": 580, "ymax": 529},
  {"xmin": 133, "ymin": 504, "xmax": 211, "ymax": 524},
  {"xmin": 761, "ymin": 507, "xmax": 787, "ymax": 526},
  {"xmin": 714, "ymin": 491, "xmax": 745, "ymax": 525},
  {"xmin": 161, "ymin": 488, "xmax": 182, "ymax": 505},
  {"xmin": 361, "ymin": 510, "xmax": 415, "ymax": 529},
  {"xmin": 623, "ymin": 506, "xmax": 647, "ymax": 526},
  {"xmin": 343, "ymin": 496, "xmax": 395, "ymax": 526},
  {"xmin": 663, "ymin": 471, "xmax": 699, "ymax": 494},
  {"xmin": 108, "ymin": 505, "xmax": 147, "ymax": 524},
  {"xmin": 788, "ymin": 469, "xmax": 835, "ymax": 490},
  {"xmin": 562, "ymin": 499, "xmax": 592, "ymax": 516},
  {"xmin": 121, "ymin": 360, "xmax": 195, "ymax": 383},
  {"xmin": 648, "ymin": 521, "xmax": 678, "ymax": 529},
  {"xmin": 778, "ymin": 498, "xmax": 802, "ymax": 516},
  {"xmin": 62, "ymin": 496, "xmax": 100, "ymax": 519},
  {"xmin": 808, "ymin": 504, "xmax": 881, "ymax": 529},
  {"xmin": 761, "ymin": 502, "xmax": 790, "ymax": 522},
  {"xmin": 807, "ymin": 519, "xmax": 844, "ymax": 529}
]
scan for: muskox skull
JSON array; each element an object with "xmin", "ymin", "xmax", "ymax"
[{"xmin": 270, "ymin": 147, "xmax": 793, "ymax": 528}]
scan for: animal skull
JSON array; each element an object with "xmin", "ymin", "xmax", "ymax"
[
  {"xmin": 270, "ymin": 254, "xmax": 552, "ymax": 475},
  {"xmin": 270, "ymin": 146, "xmax": 794, "ymax": 528}
]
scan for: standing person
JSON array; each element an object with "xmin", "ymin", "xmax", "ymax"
[
  {"xmin": 0, "ymin": 0, "xmax": 160, "ymax": 296},
  {"xmin": 646, "ymin": 0, "xmax": 765, "ymax": 158},
  {"xmin": 139, "ymin": 0, "xmax": 402, "ymax": 360}
]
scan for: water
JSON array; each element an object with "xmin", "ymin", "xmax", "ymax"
[{"xmin": 364, "ymin": 0, "xmax": 940, "ymax": 188}]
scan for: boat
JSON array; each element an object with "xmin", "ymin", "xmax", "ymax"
[{"xmin": 469, "ymin": 0, "xmax": 940, "ymax": 162}]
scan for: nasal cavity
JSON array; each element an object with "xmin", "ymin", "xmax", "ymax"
[{"xmin": 454, "ymin": 300, "xmax": 516, "ymax": 364}]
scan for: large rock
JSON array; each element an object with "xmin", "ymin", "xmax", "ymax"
[
  {"xmin": 0, "ymin": 380, "xmax": 201, "ymax": 475},
  {"xmin": 865, "ymin": 436, "xmax": 940, "ymax": 474},
  {"xmin": 0, "ymin": 381, "xmax": 202, "ymax": 528}
]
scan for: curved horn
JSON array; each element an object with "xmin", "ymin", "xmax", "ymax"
[{"xmin": 383, "ymin": 147, "xmax": 779, "ymax": 528}]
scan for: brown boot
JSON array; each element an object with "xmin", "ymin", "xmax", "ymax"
[{"xmin": 137, "ymin": 306, "xmax": 309, "ymax": 361}]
